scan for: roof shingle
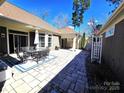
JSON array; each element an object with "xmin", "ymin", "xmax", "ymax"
[{"xmin": 0, "ymin": 2, "xmax": 58, "ymax": 33}]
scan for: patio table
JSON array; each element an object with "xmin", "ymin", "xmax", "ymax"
[
  {"xmin": 24, "ymin": 48, "xmax": 49, "ymax": 63},
  {"xmin": 26, "ymin": 48, "xmax": 47, "ymax": 53}
]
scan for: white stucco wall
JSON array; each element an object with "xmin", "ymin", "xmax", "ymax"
[
  {"xmin": 67, "ymin": 38, "xmax": 73, "ymax": 48},
  {"xmin": 51, "ymin": 35, "xmax": 60, "ymax": 50}
]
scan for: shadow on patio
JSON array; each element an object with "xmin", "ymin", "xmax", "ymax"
[
  {"xmin": 38, "ymin": 51, "xmax": 89, "ymax": 93},
  {"xmin": 38, "ymin": 50, "xmax": 122, "ymax": 93}
]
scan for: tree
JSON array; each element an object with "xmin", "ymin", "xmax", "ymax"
[
  {"xmin": 88, "ymin": 18, "xmax": 102, "ymax": 35},
  {"xmin": 30, "ymin": 8, "xmax": 50, "ymax": 21},
  {"xmin": 53, "ymin": 13, "xmax": 71, "ymax": 28},
  {"xmin": 72, "ymin": 0, "xmax": 123, "ymax": 29},
  {"xmin": 96, "ymin": 24, "xmax": 102, "ymax": 30},
  {"xmin": 106, "ymin": 0, "xmax": 122, "ymax": 6},
  {"xmin": 72, "ymin": 0, "xmax": 90, "ymax": 28},
  {"xmin": 106, "ymin": 0, "xmax": 123, "ymax": 14},
  {"xmin": 41, "ymin": 10, "xmax": 49, "ymax": 21},
  {"xmin": 80, "ymin": 32, "xmax": 86, "ymax": 49}
]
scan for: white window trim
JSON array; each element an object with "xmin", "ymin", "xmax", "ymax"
[
  {"xmin": 39, "ymin": 34, "xmax": 45, "ymax": 47},
  {"xmin": 105, "ymin": 26, "xmax": 115, "ymax": 38},
  {"xmin": 48, "ymin": 35, "xmax": 52, "ymax": 47}
]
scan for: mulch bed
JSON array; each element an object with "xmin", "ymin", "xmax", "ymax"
[{"xmin": 85, "ymin": 54, "xmax": 123, "ymax": 93}]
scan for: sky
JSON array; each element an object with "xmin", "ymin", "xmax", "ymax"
[{"xmin": 8, "ymin": 0, "xmax": 113, "ymax": 35}]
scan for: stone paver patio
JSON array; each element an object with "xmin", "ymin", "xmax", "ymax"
[
  {"xmin": 0, "ymin": 49, "xmax": 89, "ymax": 93},
  {"xmin": 38, "ymin": 50, "xmax": 88, "ymax": 93}
]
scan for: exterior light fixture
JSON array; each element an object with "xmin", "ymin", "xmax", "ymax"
[
  {"xmin": 25, "ymin": 25, "xmax": 34, "ymax": 29},
  {"xmin": 26, "ymin": 25, "xmax": 41, "ymax": 30}
]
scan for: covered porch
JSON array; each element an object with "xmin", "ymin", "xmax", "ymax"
[
  {"xmin": 0, "ymin": 16, "xmax": 60, "ymax": 55},
  {"xmin": 60, "ymin": 33, "xmax": 80, "ymax": 50}
]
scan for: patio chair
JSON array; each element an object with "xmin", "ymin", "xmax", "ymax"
[
  {"xmin": 31, "ymin": 51, "xmax": 44, "ymax": 64},
  {"xmin": 29, "ymin": 46, "xmax": 35, "ymax": 50},
  {"xmin": 15, "ymin": 48, "xmax": 28, "ymax": 63},
  {"xmin": 0, "ymin": 52, "xmax": 4, "ymax": 57},
  {"xmin": 21, "ymin": 47, "xmax": 30, "ymax": 58},
  {"xmin": 45, "ymin": 48, "xmax": 50, "ymax": 56},
  {"xmin": 42, "ymin": 50, "xmax": 48, "ymax": 57},
  {"xmin": 0, "ymin": 51, "xmax": 6, "ymax": 57},
  {"xmin": 21, "ymin": 47, "xmax": 29, "ymax": 52},
  {"xmin": 41, "ymin": 48, "xmax": 50, "ymax": 60}
]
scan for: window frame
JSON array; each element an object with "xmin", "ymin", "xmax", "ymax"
[{"xmin": 39, "ymin": 34, "xmax": 45, "ymax": 47}]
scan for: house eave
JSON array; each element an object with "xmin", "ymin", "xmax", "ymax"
[{"xmin": 98, "ymin": 1, "xmax": 124, "ymax": 35}]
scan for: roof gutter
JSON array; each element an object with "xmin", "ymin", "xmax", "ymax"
[
  {"xmin": 0, "ymin": 14, "xmax": 60, "ymax": 35},
  {"xmin": 97, "ymin": 1, "xmax": 124, "ymax": 35}
]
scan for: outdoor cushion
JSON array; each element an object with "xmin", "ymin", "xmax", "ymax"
[
  {"xmin": 0, "ymin": 60, "xmax": 12, "ymax": 82},
  {"xmin": 0, "ymin": 61, "xmax": 7, "ymax": 71}
]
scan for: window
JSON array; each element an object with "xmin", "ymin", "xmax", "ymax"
[
  {"xmin": 14, "ymin": 35, "xmax": 28, "ymax": 49},
  {"xmin": 20, "ymin": 36, "xmax": 28, "ymax": 47},
  {"xmin": 39, "ymin": 34, "xmax": 45, "ymax": 47},
  {"xmin": 48, "ymin": 35, "xmax": 52, "ymax": 47},
  {"xmin": 105, "ymin": 26, "xmax": 115, "ymax": 38}
]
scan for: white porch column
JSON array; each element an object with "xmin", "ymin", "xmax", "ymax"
[
  {"xmin": 6, "ymin": 28, "xmax": 10, "ymax": 54},
  {"xmin": 77, "ymin": 38, "xmax": 80, "ymax": 49},
  {"xmin": 45, "ymin": 34, "xmax": 48, "ymax": 47},
  {"xmin": 28, "ymin": 32, "xmax": 30, "ymax": 47},
  {"xmin": 72, "ymin": 37, "xmax": 77, "ymax": 50},
  {"xmin": 77, "ymin": 39, "xmax": 80, "ymax": 49},
  {"xmin": 34, "ymin": 29, "xmax": 39, "ymax": 49},
  {"xmin": 51, "ymin": 34, "xmax": 53, "ymax": 48}
]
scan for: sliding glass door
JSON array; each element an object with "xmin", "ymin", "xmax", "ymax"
[
  {"xmin": 9, "ymin": 34, "xmax": 14, "ymax": 54},
  {"xmin": 9, "ymin": 34, "xmax": 28, "ymax": 53},
  {"xmin": 14, "ymin": 35, "xmax": 28, "ymax": 52}
]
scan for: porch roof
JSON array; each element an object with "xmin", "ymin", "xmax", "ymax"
[
  {"xmin": 0, "ymin": 2, "xmax": 59, "ymax": 35},
  {"xmin": 59, "ymin": 27, "xmax": 76, "ymax": 34},
  {"xmin": 97, "ymin": 2, "xmax": 124, "ymax": 35},
  {"xmin": 56, "ymin": 27, "xmax": 78, "ymax": 38}
]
